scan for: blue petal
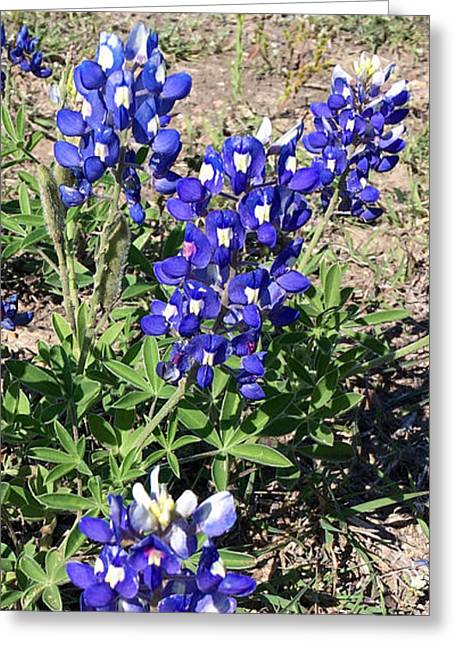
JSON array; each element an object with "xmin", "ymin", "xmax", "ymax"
[
  {"xmin": 54, "ymin": 141, "xmax": 81, "ymax": 168},
  {"xmin": 57, "ymin": 109, "xmax": 87, "ymax": 136},
  {"xmin": 161, "ymin": 72, "xmax": 192, "ymax": 101},
  {"xmin": 159, "ymin": 594, "xmax": 192, "ymax": 613},
  {"xmin": 177, "ymin": 177, "xmax": 206, "ymax": 202},
  {"xmin": 153, "ymin": 128, "xmax": 181, "ymax": 156},
  {"xmin": 66, "ymin": 562, "xmax": 97, "ymax": 590},
  {"xmin": 74, "ymin": 60, "xmax": 105, "ymax": 95},
  {"xmin": 269, "ymin": 305, "xmax": 300, "ymax": 327},
  {"xmin": 167, "ymin": 198, "xmax": 197, "ymax": 221},
  {"xmin": 141, "ymin": 314, "xmax": 168, "ymax": 336},
  {"xmin": 129, "ymin": 202, "xmax": 146, "ymax": 224},
  {"xmin": 83, "ymin": 156, "xmax": 105, "ymax": 182},
  {"xmin": 288, "ymin": 167, "xmax": 320, "ymax": 193},
  {"xmin": 154, "ymin": 171, "xmax": 181, "ymax": 195},
  {"xmin": 83, "ymin": 583, "xmax": 115, "ymax": 608},
  {"xmin": 276, "ymin": 271, "xmax": 311, "ymax": 293},
  {"xmin": 197, "ymin": 365, "xmax": 214, "ymax": 389},
  {"xmin": 257, "ymin": 222, "xmax": 277, "ymax": 247},
  {"xmin": 193, "ymin": 592, "xmax": 237, "ymax": 614},
  {"xmin": 193, "ymin": 491, "xmax": 236, "ymax": 537},
  {"xmin": 79, "ymin": 517, "xmax": 113, "ymax": 543},
  {"xmin": 242, "ymin": 354, "xmax": 265, "ymax": 376},
  {"xmin": 217, "ymin": 573, "xmax": 256, "ymax": 597},
  {"xmin": 59, "ymin": 185, "xmax": 86, "ymax": 207},
  {"xmin": 240, "ymin": 383, "xmax": 265, "ymax": 400}
]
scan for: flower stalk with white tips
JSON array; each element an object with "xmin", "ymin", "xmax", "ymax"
[{"xmin": 66, "ymin": 466, "xmax": 255, "ymax": 612}]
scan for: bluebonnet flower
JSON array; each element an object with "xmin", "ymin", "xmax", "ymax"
[
  {"xmin": 299, "ymin": 53, "xmax": 410, "ymax": 220},
  {"xmin": 139, "ymin": 55, "xmax": 408, "ymax": 401},
  {"xmin": 0, "ymin": 295, "xmax": 33, "ymax": 331},
  {"xmin": 0, "ymin": 22, "xmax": 51, "ymax": 96},
  {"xmin": 6, "ymin": 24, "xmax": 52, "ymax": 79},
  {"xmin": 66, "ymin": 466, "xmax": 255, "ymax": 613},
  {"xmin": 53, "ymin": 22, "xmax": 192, "ymax": 221},
  {"xmin": 158, "ymin": 544, "xmax": 256, "ymax": 613}
]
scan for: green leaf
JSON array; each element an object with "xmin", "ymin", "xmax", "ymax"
[
  {"xmin": 105, "ymin": 360, "xmax": 150, "ymax": 392},
  {"xmin": 260, "ymin": 416, "xmax": 302, "ymax": 437},
  {"xmin": 167, "ymin": 452, "xmax": 180, "ymax": 478},
  {"xmin": 42, "ymin": 584, "xmax": 62, "ymax": 611},
  {"xmin": 324, "ymin": 264, "xmax": 342, "ymax": 309},
  {"xmin": 97, "ymin": 320, "xmax": 125, "ymax": 348},
  {"xmin": 76, "ymin": 303, "xmax": 89, "ymax": 351},
  {"xmin": 63, "ymin": 524, "xmax": 86, "ymax": 559},
  {"xmin": 346, "ymin": 491, "xmax": 428, "ymax": 514},
  {"xmin": 44, "ymin": 463, "xmax": 77, "ymax": 485},
  {"xmin": 39, "ymin": 493, "xmax": 93, "ymax": 512},
  {"xmin": 239, "ymin": 394, "xmax": 295, "ymax": 437},
  {"xmin": 112, "ymin": 390, "xmax": 153, "ymax": 409},
  {"xmin": 298, "ymin": 442, "xmax": 354, "ymax": 461},
  {"xmin": 177, "ymin": 402, "xmax": 210, "ymax": 431},
  {"xmin": 52, "ymin": 312, "xmax": 73, "ymax": 342},
  {"xmin": 55, "ymin": 420, "xmax": 78, "ymax": 456},
  {"xmin": 324, "ymin": 392, "xmax": 363, "ymax": 417},
  {"xmin": 355, "ymin": 309, "xmax": 410, "ymax": 326},
  {"xmin": 220, "ymin": 381, "xmax": 242, "ymax": 428},
  {"xmin": 29, "ymin": 447, "xmax": 76, "ymax": 464},
  {"xmin": 310, "ymin": 369, "xmax": 339, "ymax": 410},
  {"xmin": 218, "ymin": 549, "xmax": 257, "ymax": 570},
  {"xmin": 6, "ymin": 360, "xmax": 61, "ymax": 397},
  {"xmin": 21, "ymin": 584, "xmax": 45, "ymax": 610},
  {"xmin": 211, "ymin": 368, "xmax": 230, "ymax": 399},
  {"xmin": 143, "ymin": 336, "xmax": 160, "ymax": 396},
  {"xmin": 172, "ymin": 435, "xmax": 200, "ymax": 450},
  {"xmin": 74, "ymin": 378, "xmax": 101, "ymax": 418},
  {"xmin": 227, "ymin": 443, "xmax": 293, "ymax": 468},
  {"xmin": 212, "ymin": 454, "xmax": 229, "ymax": 491},
  {"xmin": 19, "ymin": 182, "xmax": 31, "ymax": 215},
  {"xmin": 1, "ymin": 103, "xmax": 17, "ymax": 140},
  {"xmin": 16, "ymin": 105, "xmax": 26, "ymax": 141},
  {"xmin": 19, "ymin": 555, "xmax": 47, "ymax": 583},
  {"xmin": 88, "ymin": 414, "xmax": 118, "ymax": 448}
]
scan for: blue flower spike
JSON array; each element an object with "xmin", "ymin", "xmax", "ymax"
[
  {"xmin": 66, "ymin": 466, "xmax": 255, "ymax": 612},
  {"xmin": 53, "ymin": 22, "xmax": 193, "ymax": 223}
]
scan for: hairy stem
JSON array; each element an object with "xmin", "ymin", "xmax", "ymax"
[
  {"xmin": 77, "ymin": 181, "xmax": 122, "ymax": 373},
  {"xmin": 300, "ymin": 187, "xmax": 339, "ymax": 271},
  {"xmin": 132, "ymin": 379, "xmax": 187, "ymax": 457},
  {"xmin": 65, "ymin": 219, "xmax": 79, "ymax": 316}
]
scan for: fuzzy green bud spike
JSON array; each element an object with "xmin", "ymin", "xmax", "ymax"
[
  {"xmin": 37, "ymin": 166, "xmax": 76, "ymax": 331},
  {"xmin": 38, "ymin": 166, "xmax": 66, "ymax": 243},
  {"xmin": 93, "ymin": 213, "xmax": 131, "ymax": 312}
]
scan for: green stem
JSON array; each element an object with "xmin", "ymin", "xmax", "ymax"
[
  {"xmin": 346, "ymin": 334, "xmax": 429, "ymax": 377},
  {"xmin": 77, "ymin": 181, "xmax": 122, "ymax": 373},
  {"xmin": 53, "ymin": 228, "xmax": 76, "ymax": 332},
  {"xmin": 300, "ymin": 187, "xmax": 339, "ymax": 271},
  {"xmin": 64, "ymin": 219, "xmax": 79, "ymax": 316},
  {"xmin": 35, "ymin": 248, "xmax": 60, "ymax": 275},
  {"xmin": 132, "ymin": 379, "xmax": 187, "ymax": 457}
]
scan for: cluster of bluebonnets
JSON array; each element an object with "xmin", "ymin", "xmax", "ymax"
[
  {"xmin": 53, "ymin": 22, "xmax": 192, "ymax": 224},
  {"xmin": 0, "ymin": 22, "xmax": 52, "ymax": 93},
  {"xmin": 140, "ymin": 53, "xmax": 410, "ymax": 401},
  {"xmin": 66, "ymin": 466, "xmax": 256, "ymax": 612},
  {"xmin": 40, "ymin": 26, "xmax": 411, "ymax": 612}
]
